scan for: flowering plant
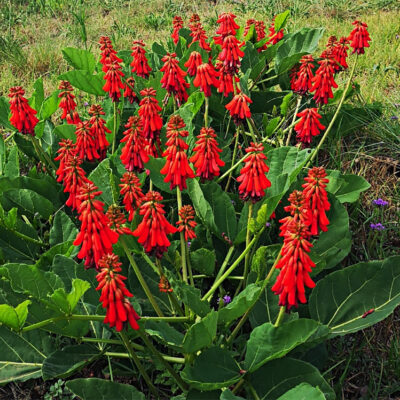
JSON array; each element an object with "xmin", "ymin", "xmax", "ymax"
[{"xmin": 0, "ymin": 11, "xmax": 397, "ymax": 399}]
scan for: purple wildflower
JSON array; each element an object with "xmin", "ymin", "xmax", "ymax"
[
  {"xmin": 373, "ymin": 198, "xmax": 388, "ymax": 206},
  {"xmin": 84, "ymin": 101, "xmax": 89, "ymax": 107},
  {"xmin": 187, "ymin": 241, "xmax": 191, "ymax": 248},
  {"xmin": 370, "ymin": 223, "xmax": 386, "ymax": 231},
  {"xmin": 265, "ymin": 222, "xmax": 271, "ymax": 227},
  {"xmin": 223, "ymin": 295, "xmax": 232, "ymax": 305}
]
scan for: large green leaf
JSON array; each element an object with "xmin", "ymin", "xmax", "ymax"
[
  {"xmin": 58, "ymin": 70, "xmax": 105, "ymax": 96},
  {"xmin": 0, "ymin": 300, "xmax": 31, "ymax": 331},
  {"xmin": 309, "ymin": 256, "xmax": 400, "ymax": 336},
  {"xmin": 277, "ymin": 383, "xmax": 326, "ymax": 400},
  {"xmin": 49, "ymin": 211, "xmax": 78, "ymax": 246},
  {"xmin": 42, "ymin": 344, "xmax": 101, "ymax": 380},
  {"xmin": 190, "ymin": 248, "xmax": 216, "ymax": 276},
  {"xmin": 249, "ymin": 358, "xmax": 334, "ymax": 400},
  {"xmin": 30, "ymin": 77, "xmax": 45, "ymax": 112},
  {"xmin": 0, "ymin": 96, "xmax": 13, "ymax": 130},
  {"xmin": 66, "ymin": 378, "xmax": 145, "ymax": 400},
  {"xmin": 145, "ymin": 320, "xmax": 184, "ymax": 351},
  {"xmin": 41, "ymin": 91, "xmax": 60, "ymax": 120},
  {"xmin": 48, "ymin": 279, "xmax": 90, "ymax": 314},
  {"xmin": 326, "ymin": 171, "xmax": 370, "ymax": 203},
  {"xmin": 181, "ymin": 347, "xmax": 241, "ymax": 390},
  {"xmin": 244, "ymin": 319, "xmax": 319, "ymax": 372},
  {"xmin": 62, "ymin": 47, "xmax": 96, "ymax": 73},
  {"xmin": 146, "ymin": 157, "xmax": 174, "ymax": 194},
  {"xmin": 4, "ymin": 146, "xmax": 19, "ymax": 179},
  {"xmin": 88, "ymin": 158, "xmax": 114, "ymax": 206}
]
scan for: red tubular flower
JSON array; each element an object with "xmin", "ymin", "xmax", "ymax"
[
  {"xmin": 272, "ymin": 221, "xmax": 316, "ymax": 310},
  {"xmin": 225, "ymin": 92, "xmax": 252, "ymax": 125},
  {"xmin": 123, "ymin": 77, "xmax": 138, "ymax": 104},
  {"xmin": 75, "ymin": 121, "xmax": 99, "ymax": 161},
  {"xmin": 103, "ymin": 60, "xmax": 125, "ymax": 102},
  {"xmin": 216, "ymin": 62, "xmax": 238, "ymax": 97},
  {"xmin": 218, "ymin": 35, "xmax": 244, "ymax": 75},
  {"xmin": 176, "ymin": 205, "xmax": 197, "ymax": 241},
  {"xmin": 193, "ymin": 62, "xmax": 219, "ymax": 97},
  {"xmin": 171, "ymin": 16, "xmax": 183, "ymax": 45},
  {"xmin": 8, "ymin": 86, "xmax": 39, "ymax": 136},
  {"xmin": 58, "ymin": 80, "xmax": 81, "ymax": 124},
  {"xmin": 267, "ymin": 16, "xmax": 284, "ymax": 45},
  {"xmin": 54, "ymin": 139, "xmax": 77, "ymax": 183},
  {"xmin": 294, "ymin": 108, "xmax": 325, "ymax": 145},
  {"xmin": 333, "ymin": 37, "xmax": 350, "ymax": 69},
  {"xmin": 159, "ymin": 275, "xmax": 173, "ymax": 293},
  {"xmin": 310, "ymin": 56, "xmax": 338, "ymax": 105},
  {"xmin": 214, "ymin": 12, "xmax": 239, "ymax": 45},
  {"xmin": 189, "ymin": 14, "xmax": 200, "ymax": 24},
  {"xmin": 74, "ymin": 183, "xmax": 119, "ymax": 268},
  {"xmin": 119, "ymin": 172, "xmax": 144, "ymax": 221},
  {"xmin": 88, "ymin": 105, "xmax": 110, "ymax": 159},
  {"xmin": 133, "ymin": 191, "xmax": 177, "ymax": 258},
  {"xmin": 244, "ymin": 19, "xmax": 256, "ymax": 37},
  {"xmin": 106, "ymin": 205, "xmax": 134, "ymax": 236},
  {"xmin": 160, "ymin": 52, "xmax": 190, "ymax": 105},
  {"xmin": 189, "ymin": 22, "xmax": 211, "ymax": 52},
  {"xmin": 292, "ymin": 55, "xmax": 315, "ymax": 94},
  {"xmin": 244, "ymin": 20, "xmax": 267, "ymax": 51},
  {"xmin": 348, "ymin": 20, "xmax": 371, "ymax": 55},
  {"xmin": 120, "ymin": 116, "xmax": 149, "ymax": 172},
  {"xmin": 99, "ymin": 36, "xmax": 122, "ymax": 72},
  {"xmin": 237, "ymin": 142, "xmax": 271, "ymax": 203},
  {"xmin": 96, "ymin": 253, "xmax": 140, "ymax": 331},
  {"xmin": 160, "ymin": 115, "xmax": 194, "ymax": 190},
  {"xmin": 131, "ymin": 40, "xmax": 152, "ymax": 78},
  {"xmin": 184, "ymin": 51, "xmax": 203, "ymax": 77},
  {"xmin": 302, "ymin": 167, "xmax": 330, "ymax": 235},
  {"xmin": 138, "ymin": 88, "xmax": 163, "ymax": 155},
  {"xmin": 190, "ymin": 127, "xmax": 225, "ymax": 180},
  {"xmin": 62, "ymin": 155, "xmax": 90, "ymax": 210}
]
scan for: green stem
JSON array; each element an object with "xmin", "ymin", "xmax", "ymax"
[
  {"xmin": 247, "ymin": 118, "xmax": 262, "ymax": 142},
  {"xmin": 105, "ymin": 352, "xmax": 185, "ymax": 364},
  {"xmin": 204, "ymin": 95, "xmax": 209, "ymax": 128},
  {"xmin": 308, "ymin": 54, "xmax": 358, "ymax": 165},
  {"xmin": 142, "ymin": 253, "xmax": 161, "ymax": 275},
  {"xmin": 31, "ymin": 136, "xmax": 56, "ymax": 175},
  {"xmin": 285, "ymin": 96, "xmax": 302, "ymax": 146},
  {"xmin": 112, "ymin": 101, "xmax": 117, "ymax": 154},
  {"xmin": 186, "ymin": 243, "xmax": 194, "ymax": 286},
  {"xmin": 119, "ymin": 331, "xmax": 159, "ymax": 398},
  {"xmin": 4, "ymin": 131, "xmax": 15, "ymax": 142},
  {"xmin": 244, "ymin": 120, "xmax": 257, "ymax": 143},
  {"xmin": 232, "ymin": 379, "xmax": 245, "ymax": 395},
  {"xmin": 107, "ymin": 355, "xmax": 114, "ymax": 381},
  {"xmin": 248, "ymin": 382, "xmax": 261, "ymax": 400},
  {"xmin": 176, "ymin": 187, "xmax": 188, "ymax": 284},
  {"xmin": 224, "ymin": 129, "xmax": 240, "ymax": 192},
  {"xmin": 202, "ymin": 228, "xmax": 265, "ymax": 302},
  {"xmin": 249, "ymin": 63, "xmax": 270, "ymax": 90},
  {"xmin": 274, "ymin": 306, "xmax": 286, "ymax": 327},
  {"xmin": 193, "ymin": 274, "xmax": 243, "ymax": 280},
  {"xmin": 137, "ymin": 330, "xmax": 189, "ymax": 391},
  {"xmin": 215, "ymin": 246, "xmax": 235, "ymax": 282}
]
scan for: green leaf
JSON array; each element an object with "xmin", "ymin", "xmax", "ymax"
[
  {"xmin": 41, "ymin": 91, "xmax": 60, "ymax": 120},
  {"xmin": 277, "ymin": 383, "xmax": 326, "ymax": 400},
  {"xmin": 181, "ymin": 347, "xmax": 241, "ymax": 390},
  {"xmin": 42, "ymin": 344, "xmax": 101, "ymax": 380},
  {"xmin": 190, "ymin": 248, "xmax": 216, "ymax": 276},
  {"xmin": 4, "ymin": 146, "xmax": 19, "ymax": 178},
  {"xmin": 49, "ymin": 279, "xmax": 90, "ymax": 314},
  {"xmin": 172, "ymin": 280, "xmax": 211, "ymax": 317},
  {"xmin": 220, "ymin": 390, "xmax": 246, "ymax": 400},
  {"xmin": 280, "ymin": 92, "xmax": 293, "ymax": 116},
  {"xmin": 251, "ymin": 245, "xmax": 280, "ymax": 281},
  {"xmin": 249, "ymin": 357, "xmax": 335, "ymax": 400},
  {"xmin": 0, "ymin": 135, "xmax": 5, "ymax": 175},
  {"xmin": 218, "ymin": 284, "xmax": 261, "ymax": 325},
  {"xmin": 58, "ymin": 70, "xmax": 105, "ymax": 96},
  {"xmin": 183, "ymin": 311, "xmax": 218, "ymax": 353},
  {"xmin": 244, "ymin": 319, "xmax": 319, "ymax": 372},
  {"xmin": 326, "ymin": 171, "xmax": 370, "ymax": 203},
  {"xmin": 50, "ymin": 211, "xmax": 78, "ymax": 246},
  {"xmin": 0, "ymin": 96, "xmax": 13, "ymax": 130},
  {"xmin": 0, "ymin": 300, "xmax": 31, "ymax": 330},
  {"xmin": 274, "ymin": 10, "xmax": 290, "ymax": 32},
  {"xmin": 66, "ymin": 378, "xmax": 145, "ymax": 400},
  {"xmin": 88, "ymin": 158, "xmax": 114, "ymax": 205},
  {"xmin": 30, "ymin": 77, "xmax": 45, "ymax": 112},
  {"xmin": 145, "ymin": 320, "xmax": 184, "ymax": 351},
  {"xmin": 309, "ymin": 256, "xmax": 400, "ymax": 336},
  {"xmin": 250, "ymin": 91, "xmax": 290, "ymax": 114},
  {"xmin": 62, "ymin": 47, "xmax": 96, "ymax": 73},
  {"xmin": 54, "ymin": 124, "xmax": 76, "ymax": 141},
  {"xmin": 146, "ymin": 156, "xmax": 174, "ymax": 194}
]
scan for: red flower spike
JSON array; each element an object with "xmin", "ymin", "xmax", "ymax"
[
  {"xmin": 8, "ymin": 86, "xmax": 39, "ymax": 136},
  {"xmin": 333, "ymin": 37, "xmax": 350, "ymax": 70},
  {"xmin": 176, "ymin": 205, "xmax": 197, "ymax": 241},
  {"xmin": 237, "ymin": 142, "xmax": 271, "ymax": 203},
  {"xmin": 294, "ymin": 108, "xmax": 325, "ymax": 145},
  {"xmin": 74, "ymin": 183, "xmax": 119, "ymax": 268},
  {"xmin": 123, "ymin": 77, "xmax": 138, "ymax": 104},
  {"xmin": 184, "ymin": 51, "xmax": 203, "ymax": 77},
  {"xmin": 160, "ymin": 52, "xmax": 190, "ymax": 105},
  {"xmin": 159, "ymin": 275, "xmax": 173, "ymax": 293},
  {"xmin": 131, "ymin": 40, "xmax": 152, "ymax": 78},
  {"xmin": 189, "ymin": 14, "xmax": 200, "ymax": 24},
  {"xmin": 172, "ymin": 16, "xmax": 183, "ymax": 45},
  {"xmin": 58, "ymin": 81, "xmax": 81, "ymax": 124},
  {"xmin": 62, "ymin": 155, "xmax": 90, "ymax": 210},
  {"xmin": 99, "ymin": 36, "xmax": 122, "ymax": 73},
  {"xmin": 348, "ymin": 20, "xmax": 371, "ymax": 55},
  {"xmin": 54, "ymin": 139, "xmax": 77, "ymax": 183},
  {"xmin": 310, "ymin": 56, "xmax": 338, "ymax": 105},
  {"xmin": 193, "ymin": 62, "xmax": 219, "ymax": 97},
  {"xmin": 120, "ymin": 116, "xmax": 149, "ymax": 172},
  {"xmin": 218, "ymin": 35, "xmax": 244, "ymax": 75},
  {"xmin": 190, "ymin": 127, "xmax": 225, "ymax": 180},
  {"xmin": 225, "ymin": 92, "xmax": 252, "ymax": 125},
  {"xmin": 106, "ymin": 205, "xmax": 134, "ymax": 236},
  {"xmin": 160, "ymin": 115, "xmax": 194, "ymax": 190},
  {"xmin": 267, "ymin": 16, "xmax": 284, "ymax": 45},
  {"xmin": 302, "ymin": 167, "xmax": 330, "ymax": 235},
  {"xmin": 292, "ymin": 55, "xmax": 315, "ymax": 95},
  {"xmin": 279, "ymin": 190, "xmax": 310, "ymax": 237},
  {"xmin": 189, "ymin": 22, "xmax": 211, "ymax": 52},
  {"xmin": 216, "ymin": 62, "xmax": 239, "ymax": 97},
  {"xmin": 244, "ymin": 19, "xmax": 256, "ymax": 37},
  {"xmin": 75, "ymin": 121, "xmax": 100, "ymax": 161},
  {"xmin": 88, "ymin": 105, "xmax": 110, "ymax": 159},
  {"xmin": 119, "ymin": 172, "xmax": 145, "ymax": 222},
  {"xmin": 272, "ymin": 221, "xmax": 316, "ymax": 310},
  {"xmin": 103, "ymin": 60, "xmax": 125, "ymax": 102},
  {"xmin": 133, "ymin": 191, "xmax": 178, "ymax": 258},
  {"xmin": 214, "ymin": 12, "xmax": 240, "ymax": 45},
  {"xmin": 244, "ymin": 20, "xmax": 267, "ymax": 51},
  {"xmin": 138, "ymin": 88, "xmax": 163, "ymax": 156},
  {"xmin": 96, "ymin": 253, "xmax": 140, "ymax": 331}
]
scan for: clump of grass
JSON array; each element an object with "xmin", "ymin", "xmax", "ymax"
[{"xmin": 0, "ymin": 35, "xmax": 26, "ymax": 72}]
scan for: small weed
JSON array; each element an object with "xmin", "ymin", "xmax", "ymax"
[
  {"xmin": 44, "ymin": 379, "xmax": 75, "ymax": 400},
  {"xmin": 144, "ymin": 13, "xmax": 166, "ymax": 30}
]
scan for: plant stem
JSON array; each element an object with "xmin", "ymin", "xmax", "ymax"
[
  {"xmin": 249, "ymin": 63, "xmax": 269, "ymax": 90},
  {"xmin": 202, "ymin": 228, "xmax": 265, "ymax": 302},
  {"xmin": 31, "ymin": 136, "xmax": 56, "ymax": 175},
  {"xmin": 224, "ymin": 129, "xmax": 240, "ymax": 192},
  {"xmin": 104, "ymin": 352, "xmax": 185, "ymax": 364},
  {"xmin": 274, "ymin": 306, "xmax": 286, "ymax": 327},
  {"xmin": 176, "ymin": 187, "xmax": 188, "ymax": 284},
  {"xmin": 204, "ymin": 95, "xmax": 209, "ymax": 127},
  {"xmin": 285, "ymin": 96, "xmax": 302, "ymax": 146},
  {"xmin": 120, "ymin": 237, "xmax": 164, "ymax": 317},
  {"xmin": 248, "ymin": 382, "xmax": 261, "ymax": 400},
  {"xmin": 137, "ymin": 330, "xmax": 189, "ymax": 391},
  {"xmin": 185, "ymin": 243, "xmax": 194, "ymax": 286},
  {"xmin": 232, "ymin": 378, "xmax": 245, "ymax": 395},
  {"xmin": 244, "ymin": 120, "xmax": 257, "ymax": 143},
  {"xmin": 3, "ymin": 227, "xmax": 44, "ymax": 246},
  {"xmin": 308, "ymin": 54, "xmax": 358, "ymax": 165},
  {"xmin": 112, "ymin": 101, "xmax": 117, "ymax": 154},
  {"xmin": 119, "ymin": 331, "xmax": 159, "ymax": 398}
]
